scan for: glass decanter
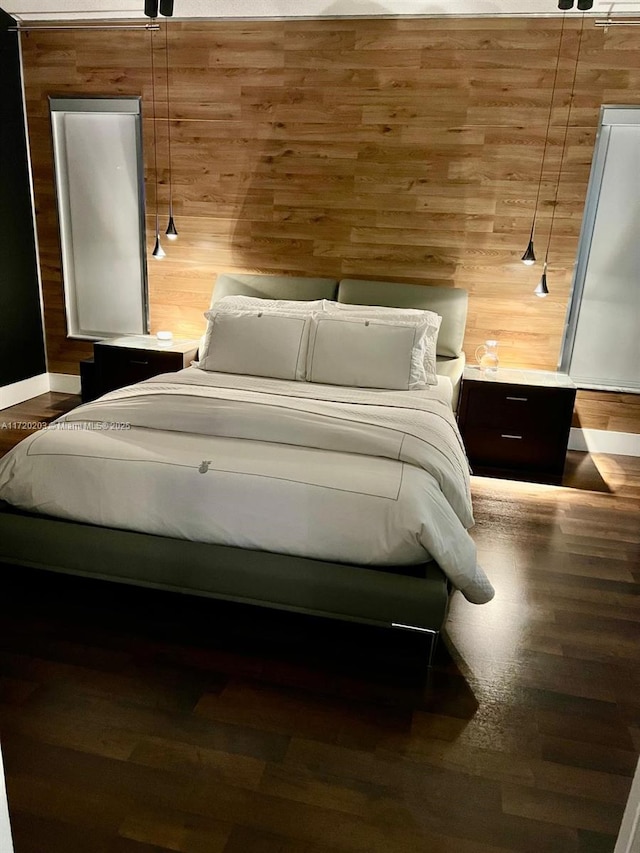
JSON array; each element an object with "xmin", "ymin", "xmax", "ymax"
[{"xmin": 475, "ymin": 339, "xmax": 499, "ymax": 375}]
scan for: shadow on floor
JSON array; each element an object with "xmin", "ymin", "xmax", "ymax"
[
  {"xmin": 562, "ymin": 451, "xmax": 612, "ymax": 493},
  {"xmin": 0, "ymin": 563, "xmax": 479, "ymax": 720}
]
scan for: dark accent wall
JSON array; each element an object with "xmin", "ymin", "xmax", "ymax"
[{"xmin": 0, "ymin": 7, "xmax": 46, "ymax": 387}]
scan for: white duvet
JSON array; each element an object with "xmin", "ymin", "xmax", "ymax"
[{"xmin": 0, "ymin": 369, "xmax": 494, "ymax": 604}]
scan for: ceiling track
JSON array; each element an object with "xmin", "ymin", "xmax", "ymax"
[
  {"xmin": 8, "ymin": 22, "xmax": 160, "ymax": 31},
  {"xmin": 594, "ymin": 17, "xmax": 640, "ymax": 25},
  {"xmin": 7, "ymin": 11, "xmax": 604, "ymax": 29},
  {"xmin": 7, "ymin": 12, "xmax": 640, "ymax": 31}
]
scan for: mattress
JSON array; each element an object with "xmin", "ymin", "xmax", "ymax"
[{"xmin": 0, "ymin": 368, "xmax": 494, "ymax": 604}]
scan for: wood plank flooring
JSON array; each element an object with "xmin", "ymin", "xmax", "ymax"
[
  {"xmin": 0, "ymin": 393, "xmax": 638, "ymax": 852},
  {"xmin": 0, "ymin": 392, "xmax": 81, "ymax": 458}
]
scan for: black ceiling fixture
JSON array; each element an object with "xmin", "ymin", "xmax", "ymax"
[
  {"xmin": 558, "ymin": 0, "xmax": 593, "ymax": 8},
  {"xmin": 144, "ymin": 0, "xmax": 174, "ymax": 17}
]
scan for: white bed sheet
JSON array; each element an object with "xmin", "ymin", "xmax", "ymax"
[{"xmin": 0, "ymin": 369, "xmax": 494, "ymax": 604}]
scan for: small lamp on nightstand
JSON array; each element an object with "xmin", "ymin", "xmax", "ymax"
[{"xmin": 156, "ymin": 330, "xmax": 173, "ymax": 347}]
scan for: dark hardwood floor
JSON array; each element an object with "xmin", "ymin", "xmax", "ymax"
[
  {"xmin": 0, "ymin": 393, "xmax": 638, "ymax": 852},
  {"xmin": 0, "ymin": 391, "xmax": 81, "ymax": 458}
]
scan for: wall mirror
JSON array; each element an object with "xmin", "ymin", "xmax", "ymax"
[
  {"xmin": 49, "ymin": 96, "xmax": 149, "ymax": 340},
  {"xmin": 560, "ymin": 105, "xmax": 640, "ymax": 393}
]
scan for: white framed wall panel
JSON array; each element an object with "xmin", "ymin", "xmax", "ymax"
[
  {"xmin": 560, "ymin": 106, "xmax": 640, "ymax": 393},
  {"xmin": 49, "ymin": 97, "xmax": 149, "ymax": 340}
]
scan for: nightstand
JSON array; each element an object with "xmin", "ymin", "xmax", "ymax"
[
  {"xmin": 457, "ymin": 366, "xmax": 577, "ymax": 482},
  {"xmin": 82, "ymin": 335, "xmax": 199, "ymax": 401}
]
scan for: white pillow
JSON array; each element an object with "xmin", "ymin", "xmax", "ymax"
[
  {"xmin": 213, "ymin": 295, "xmax": 325, "ymax": 316},
  {"xmin": 196, "ymin": 296, "xmax": 326, "ymax": 375},
  {"xmin": 199, "ymin": 311, "xmax": 310, "ymax": 381},
  {"xmin": 307, "ymin": 316, "xmax": 431, "ymax": 390},
  {"xmin": 322, "ymin": 301, "xmax": 441, "ymax": 386}
]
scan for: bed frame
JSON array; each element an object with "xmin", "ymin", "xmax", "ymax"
[{"xmin": 0, "ymin": 275, "xmax": 469, "ymax": 659}]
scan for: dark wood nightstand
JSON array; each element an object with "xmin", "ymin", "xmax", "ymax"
[
  {"xmin": 457, "ymin": 366, "xmax": 577, "ymax": 483},
  {"xmin": 82, "ymin": 335, "xmax": 199, "ymax": 402}
]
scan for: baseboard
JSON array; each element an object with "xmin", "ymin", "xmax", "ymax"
[
  {"xmin": 569, "ymin": 428, "xmax": 640, "ymax": 458},
  {"xmin": 0, "ymin": 373, "xmax": 49, "ymax": 410},
  {"xmin": 48, "ymin": 373, "xmax": 81, "ymax": 394},
  {"xmin": 0, "ymin": 373, "xmax": 81, "ymax": 410}
]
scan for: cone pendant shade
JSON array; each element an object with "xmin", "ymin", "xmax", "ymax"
[
  {"xmin": 521, "ymin": 236, "xmax": 536, "ymax": 265},
  {"xmin": 535, "ymin": 263, "xmax": 549, "ymax": 297},
  {"xmin": 152, "ymin": 232, "xmax": 165, "ymax": 259},
  {"xmin": 166, "ymin": 212, "xmax": 178, "ymax": 239}
]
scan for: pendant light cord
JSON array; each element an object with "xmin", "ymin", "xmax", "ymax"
[
  {"xmin": 164, "ymin": 22, "xmax": 174, "ymax": 211},
  {"xmin": 150, "ymin": 25, "xmax": 160, "ymax": 235},
  {"xmin": 544, "ymin": 12, "xmax": 585, "ymax": 265},
  {"xmin": 529, "ymin": 13, "xmax": 567, "ymax": 239}
]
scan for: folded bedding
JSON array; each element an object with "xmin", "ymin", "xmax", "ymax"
[{"xmin": 0, "ymin": 368, "xmax": 494, "ymax": 605}]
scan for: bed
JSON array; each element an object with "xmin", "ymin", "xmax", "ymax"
[{"xmin": 0, "ymin": 274, "xmax": 493, "ymax": 659}]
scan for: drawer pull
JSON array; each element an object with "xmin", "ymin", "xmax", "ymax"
[
  {"xmin": 129, "ymin": 359, "xmax": 149, "ymax": 365},
  {"xmin": 501, "ymin": 434, "xmax": 523, "ymax": 440},
  {"xmin": 506, "ymin": 396, "xmax": 528, "ymax": 402}
]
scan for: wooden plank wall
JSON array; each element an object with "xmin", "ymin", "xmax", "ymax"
[{"xmin": 20, "ymin": 16, "xmax": 640, "ymax": 433}]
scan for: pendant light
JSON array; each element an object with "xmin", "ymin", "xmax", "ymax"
[
  {"xmin": 535, "ymin": 13, "xmax": 585, "ymax": 297},
  {"xmin": 534, "ymin": 262, "xmax": 550, "ymax": 297},
  {"xmin": 163, "ymin": 20, "xmax": 178, "ymax": 240},
  {"xmin": 521, "ymin": 13, "xmax": 567, "ymax": 265},
  {"xmin": 149, "ymin": 25, "xmax": 164, "ymax": 259}
]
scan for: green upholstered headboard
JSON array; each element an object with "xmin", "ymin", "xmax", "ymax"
[
  {"xmin": 212, "ymin": 273, "xmax": 338, "ymax": 304},
  {"xmin": 336, "ymin": 279, "xmax": 468, "ymax": 359}
]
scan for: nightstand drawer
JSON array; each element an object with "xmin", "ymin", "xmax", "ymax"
[
  {"xmin": 95, "ymin": 348, "xmax": 182, "ymax": 392},
  {"xmin": 463, "ymin": 427, "xmax": 565, "ymax": 473},
  {"xmin": 91, "ymin": 337, "xmax": 198, "ymax": 396},
  {"xmin": 463, "ymin": 383, "xmax": 571, "ymax": 431},
  {"xmin": 95, "ymin": 346, "xmax": 183, "ymax": 374}
]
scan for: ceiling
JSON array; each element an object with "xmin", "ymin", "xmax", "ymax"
[{"xmin": 4, "ymin": 0, "xmax": 640, "ymax": 24}]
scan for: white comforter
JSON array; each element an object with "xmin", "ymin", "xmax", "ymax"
[{"xmin": 0, "ymin": 369, "xmax": 494, "ymax": 604}]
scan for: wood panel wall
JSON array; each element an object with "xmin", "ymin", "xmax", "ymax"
[{"xmin": 20, "ymin": 16, "xmax": 640, "ymax": 433}]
